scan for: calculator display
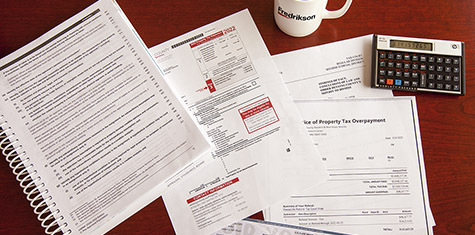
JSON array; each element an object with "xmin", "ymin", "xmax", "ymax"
[{"xmin": 390, "ymin": 39, "xmax": 432, "ymax": 51}]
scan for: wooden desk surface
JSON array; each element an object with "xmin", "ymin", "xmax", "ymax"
[{"xmin": 0, "ymin": 0, "xmax": 474, "ymax": 234}]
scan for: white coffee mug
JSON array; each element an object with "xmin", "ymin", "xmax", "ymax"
[{"xmin": 274, "ymin": 0, "xmax": 353, "ymax": 37}]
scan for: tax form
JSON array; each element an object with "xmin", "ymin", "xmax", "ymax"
[
  {"xmin": 272, "ymin": 34, "xmax": 392, "ymax": 100},
  {"xmin": 265, "ymin": 97, "xmax": 434, "ymax": 235},
  {"xmin": 148, "ymin": 9, "xmax": 327, "ymax": 235}
]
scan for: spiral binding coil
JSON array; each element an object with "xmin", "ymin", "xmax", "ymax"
[{"xmin": 0, "ymin": 115, "xmax": 71, "ymax": 234}]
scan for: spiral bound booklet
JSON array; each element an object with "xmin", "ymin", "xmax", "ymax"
[{"xmin": 0, "ymin": 0, "xmax": 210, "ymax": 234}]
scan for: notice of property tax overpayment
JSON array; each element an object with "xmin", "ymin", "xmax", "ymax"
[{"xmin": 266, "ymin": 35, "xmax": 435, "ymax": 235}]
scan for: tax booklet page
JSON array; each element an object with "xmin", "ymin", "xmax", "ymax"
[
  {"xmin": 148, "ymin": 9, "xmax": 327, "ymax": 235},
  {"xmin": 265, "ymin": 97, "xmax": 434, "ymax": 235},
  {"xmin": 0, "ymin": 0, "xmax": 209, "ymax": 234}
]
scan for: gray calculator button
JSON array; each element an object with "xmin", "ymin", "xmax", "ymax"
[{"xmin": 420, "ymin": 74, "xmax": 426, "ymax": 87}]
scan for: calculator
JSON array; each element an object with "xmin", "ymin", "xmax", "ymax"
[{"xmin": 371, "ymin": 34, "xmax": 465, "ymax": 95}]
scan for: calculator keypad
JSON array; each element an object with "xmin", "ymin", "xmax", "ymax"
[{"xmin": 376, "ymin": 50, "xmax": 462, "ymax": 93}]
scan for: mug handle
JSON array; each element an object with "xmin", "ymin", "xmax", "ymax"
[{"xmin": 323, "ymin": 0, "xmax": 353, "ymax": 19}]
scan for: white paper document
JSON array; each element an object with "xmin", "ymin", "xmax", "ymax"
[
  {"xmin": 272, "ymin": 35, "xmax": 393, "ymax": 100},
  {"xmin": 0, "ymin": 0, "xmax": 209, "ymax": 234},
  {"xmin": 211, "ymin": 218, "xmax": 348, "ymax": 235},
  {"xmin": 265, "ymin": 97, "xmax": 434, "ymax": 235},
  {"xmin": 148, "ymin": 9, "xmax": 327, "ymax": 235}
]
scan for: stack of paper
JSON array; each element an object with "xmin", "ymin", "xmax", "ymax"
[
  {"xmin": 147, "ymin": 9, "xmax": 435, "ymax": 235},
  {"xmin": 265, "ymin": 34, "xmax": 435, "ymax": 235},
  {"xmin": 0, "ymin": 1, "xmax": 437, "ymax": 234}
]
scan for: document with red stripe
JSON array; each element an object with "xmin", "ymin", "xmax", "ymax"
[{"xmin": 149, "ymin": 9, "xmax": 328, "ymax": 235}]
